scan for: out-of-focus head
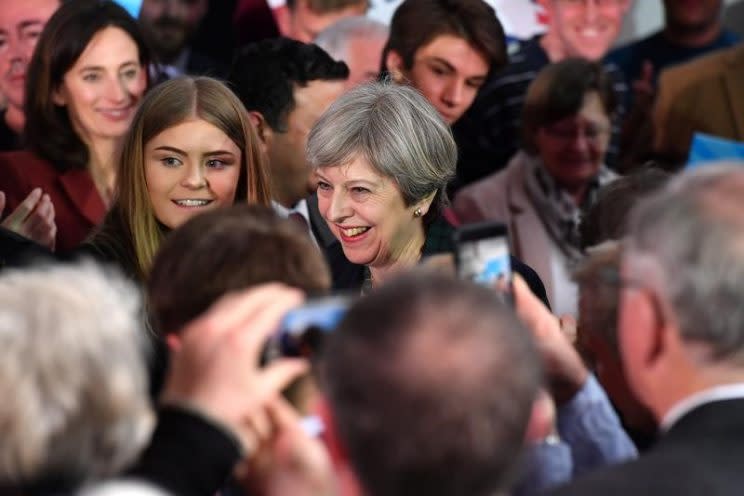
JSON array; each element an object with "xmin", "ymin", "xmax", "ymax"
[
  {"xmin": 322, "ymin": 271, "xmax": 541, "ymax": 496},
  {"xmin": 0, "ymin": 262, "xmax": 153, "ymax": 493},
  {"xmin": 279, "ymin": 0, "xmax": 369, "ymax": 43},
  {"xmin": 229, "ymin": 38, "xmax": 347, "ymax": 208},
  {"xmin": 538, "ymin": 0, "xmax": 631, "ymax": 61},
  {"xmin": 580, "ymin": 167, "xmax": 670, "ymax": 249},
  {"xmin": 0, "ymin": 0, "xmax": 59, "ymax": 129},
  {"xmin": 619, "ymin": 165, "xmax": 744, "ymax": 420},
  {"xmin": 383, "ymin": 0, "xmax": 506, "ymax": 125},
  {"xmin": 307, "ymin": 81, "xmax": 456, "ymax": 268},
  {"xmin": 314, "ymin": 16, "xmax": 388, "ymax": 89},
  {"xmin": 138, "ymin": 0, "xmax": 209, "ymax": 64},
  {"xmin": 662, "ymin": 0, "xmax": 723, "ymax": 35},
  {"xmin": 522, "ymin": 58, "xmax": 616, "ymax": 194},
  {"xmin": 24, "ymin": 0, "xmax": 152, "ymax": 171},
  {"xmin": 115, "ymin": 76, "xmax": 271, "ymax": 278},
  {"xmin": 573, "ymin": 241, "xmax": 656, "ymax": 434},
  {"xmin": 148, "ymin": 204, "xmax": 331, "ymax": 337}
]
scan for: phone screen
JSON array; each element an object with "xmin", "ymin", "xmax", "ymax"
[
  {"xmin": 457, "ymin": 235, "xmax": 512, "ymax": 286},
  {"xmin": 112, "ymin": 0, "xmax": 143, "ymax": 18}
]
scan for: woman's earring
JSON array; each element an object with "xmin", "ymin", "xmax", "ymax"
[{"xmin": 414, "ymin": 208, "xmax": 422, "ymax": 217}]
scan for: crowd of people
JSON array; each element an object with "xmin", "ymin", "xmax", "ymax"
[{"xmin": 0, "ymin": 0, "xmax": 743, "ymax": 495}]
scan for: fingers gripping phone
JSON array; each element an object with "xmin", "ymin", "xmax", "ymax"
[{"xmin": 453, "ymin": 221, "xmax": 513, "ymax": 302}]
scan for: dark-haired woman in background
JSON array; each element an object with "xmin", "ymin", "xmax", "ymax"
[{"xmin": 0, "ymin": 0, "xmax": 152, "ymax": 252}]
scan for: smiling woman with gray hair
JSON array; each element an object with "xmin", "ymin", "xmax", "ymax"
[
  {"xmin": 307, "ymin": 81, "xmax": 456, "ymax": 291},
  {"xmin": 307, "ymin": 81, "xmax": 548, "ymax": 301}
]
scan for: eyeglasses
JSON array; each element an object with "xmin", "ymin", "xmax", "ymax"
[{"xmin": 542, "ymin": 122, "xmax": 610, "ymax": 143}]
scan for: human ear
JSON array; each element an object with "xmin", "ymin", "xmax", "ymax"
[
  {"xmin": 414, "ymin": 190, "xmax": 437, "ymax": 218},
  {"xmin": 248, "ymin": 111, "xmax": 273, "ymax": 156},
  {"xmin": 384, "ymin": 50, "xmax": 406, "ymax": 83},
  {"xmin": 52, "ymin": 87, "xmax": 67, "ymax": 106}
]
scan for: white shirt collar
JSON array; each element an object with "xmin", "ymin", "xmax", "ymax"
[
  {"xmin": 272, "ymin": 199, "xmax": 309, "ymax": 220},
  {"xmin": 661, "ymin": 383, "xmax": 744, "ymax": 432}
]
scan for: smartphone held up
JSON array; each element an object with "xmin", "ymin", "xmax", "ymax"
[{"xmin": 453, "ymin": 221, "xmax": 514, "ymax": 304}]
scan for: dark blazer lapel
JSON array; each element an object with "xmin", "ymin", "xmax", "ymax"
[
  {"xmin": 57, "ymin": 169, "xmax": 106, "ymax": 226},
  {"xmin": 723, "ymin": 47, "xmax": 744, "ymax": 139}
]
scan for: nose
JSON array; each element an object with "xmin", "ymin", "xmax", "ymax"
[
  {"xmin": 441, "ymin": 79, "xmax": 465, "ymax": 108},
  {"xmin": 104, "ymin": 75, "xmax": 129, "ymax": 104},
  {"xmin": 571, "ymin": 131, "xmax": 592, "ymax": 153},
  {"xmin": 7, "ymin": 37, "xmax": 26, "ymax": 65},
  {"xmin": 181, "ymin": 164, "xmax": 207, "ymax": 189},
  {"xmin": 583, "ymin": 0, "xmax": 599, "ymax": 21},
  {"xmin": 328, "ymin": 190, "xmax": 352, "ymax": 223}
]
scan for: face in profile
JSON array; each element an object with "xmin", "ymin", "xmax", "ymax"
[
  {"xmin": 533, "ymin": 91, "xmax": 611, "ymax": 194},
  {"xmin": 281, "ymin": 0, "xmax": 367, "ymax": 43},
  {"xmin": 139, "ymin": 0, "xmax": 208, "ymax": 62},
  {"xmin": 145, "ymin": 118, "xmax": 243, "ymax": 229},
  {"xmin": 0, "ymin": 0, "xmax": 59, "ymax": 115},
  {"xmin": 316, "ymin": 156, "xmax": 430, "ymax": 268},
  {"xmin": 387, "ymin": 34, "xmax": 489, "ymax": 125},
  {"xmin": 540, "ymin": 0, "xmax": 630, "ymax": 61},
  {"xmin": 268, "ymin": 79, "xmax": 346, "ymax": 208},
  {"xmin": 53, "ymin": 26, "xmax": 147, "ymax": 143}
]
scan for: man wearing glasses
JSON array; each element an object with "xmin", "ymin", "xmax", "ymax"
[{"xmin": 452, "ymin": 0, "xmax": 630, "ymax": 191}]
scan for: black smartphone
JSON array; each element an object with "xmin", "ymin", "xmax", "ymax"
[
  {"xmin": 263, "ymin": 296, "xmax": 350, "ymax": 361},
  {"xmin": 453, "ymin": 221, "xmax": 513, "ymax": 300}
]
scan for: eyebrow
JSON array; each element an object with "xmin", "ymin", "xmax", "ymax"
[
  {"xmin": 425, "ymin": 57, "xmax": 456, "ymax": 72},
  {"xmin": 316, "ymin": 171, "xmax": 378, "ymax": 187},
  {"xmin": 19, "ymin": 20, "xmax": 44, "ymax": 30},
  {"xmin": 79, "ymin": 61, "xmax": 139, "ymax": 72},
  {"xmin": 153, "ymin": 146, "xmax": 236, "ymax": 156}
]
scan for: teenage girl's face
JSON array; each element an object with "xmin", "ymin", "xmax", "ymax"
[{"xmin": 145, "ymin": 118, "xmax": 242, "ymax": 229}]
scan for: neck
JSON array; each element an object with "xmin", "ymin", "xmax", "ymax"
[
  {"xmin": 87, "ymin": 137, "xmax": 121, "ymax": 204},
  {"xmin": 539, "ymin": 32, "xmax": 567, "ymax": 62},
  {"xmin": 4, "ymin": 105, "xmax": 25, "ymax": 135},
  {"xmin": 663, "ymin": 22, "xmax": 722, "ymax": 47},
  {"xmin": 369, "ymin": 222, "xmax": 426, "ymax": 286}
]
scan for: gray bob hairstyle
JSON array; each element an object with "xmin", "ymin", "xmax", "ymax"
[{"xmin": 306, "ymin": 81, "xmax": 457, "ymax": 224}]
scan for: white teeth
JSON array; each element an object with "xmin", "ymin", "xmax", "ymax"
[
  {"xmin": 175, "ymin": 199, "xmax": 211, "ymax": 207},
  {"xmin": 342, "ymin": 227, "xmax": 369, "ymax": 237}
]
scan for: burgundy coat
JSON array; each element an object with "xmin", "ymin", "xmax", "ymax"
[{"xmin": 0, "ymin": 150, "xmax": 106, "ymax": 253}]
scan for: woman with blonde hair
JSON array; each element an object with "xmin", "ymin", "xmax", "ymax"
[{"xmin": 84, "ymin": 76, "xmax": 271, "ymax": 281}]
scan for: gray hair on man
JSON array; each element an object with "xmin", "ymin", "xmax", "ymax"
[
  {"xmin": 314, "ymin": 16, "xmax": 388, "ymax": 61},
  {"xmin": 624, "ymin": 163, "xmax": 744, "ymax": 362},
  {"xmin": 306, "ymin": 81, "xmax": 456, "ymax": 222},
  {"xmin": 0, "ymin": 262, "xmax": 154, "ymax": 488}
]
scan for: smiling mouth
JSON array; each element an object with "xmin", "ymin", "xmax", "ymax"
[
  {"xmin": 340, "ymin": 226, "xmax": 370, "ymax": 238},
  {"xmin": 173, "ymin": 199, "xmax": 213, "ymax": 207}
]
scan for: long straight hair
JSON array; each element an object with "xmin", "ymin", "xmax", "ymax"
[{"xmin": 112, "ymin": 76, "xmax": 272, "ymax": 279}]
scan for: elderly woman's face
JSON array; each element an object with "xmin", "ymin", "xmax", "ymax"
[
  {"xmin": 316, "ymin": 156, "xmax": 425, "ymax": 268},
  {"xmin": 534, "ymin": 91, "xmax": 611, "ymax": 191}
]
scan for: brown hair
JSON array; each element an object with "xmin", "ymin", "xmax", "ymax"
[
  {"xmin": 522, "ymin": 58, "xmax": 617, "ymax": 153},
  {"xmin": 24, "ymin": 0, "xmax": 152, "ymax": 171},
  {"xmin": 106, "ymin": 76, "xmax": 271, "ymax": 280},
  {"xmin": 148, "ymin": 205, "xmax": 330, "ymax": 336},
  {"xmin": 382, "ymin": 0, "xmax": 506, "ymax": 73}
]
